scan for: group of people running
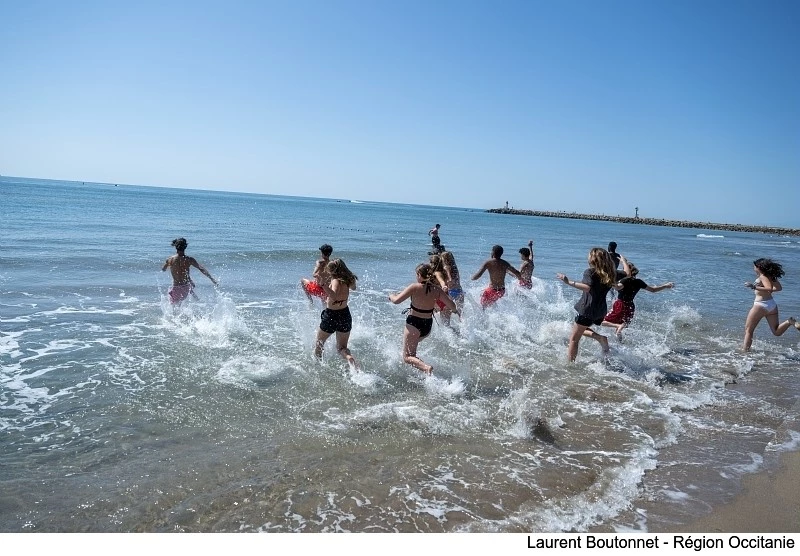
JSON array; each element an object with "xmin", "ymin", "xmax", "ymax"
[{"xmin": 163, "ymin": 230, "xmax": 800, "ymax": 375}]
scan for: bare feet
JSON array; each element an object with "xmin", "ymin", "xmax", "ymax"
[
  {"xmin": 615, "ymin": 324, "xmax": 625, "ymax": 341},
  {"xmin": 421, "ymin": 364, "xmax": 433, "ymax": 375}
]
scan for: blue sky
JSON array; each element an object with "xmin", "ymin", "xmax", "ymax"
[{"xmin": 1, "ymin": 0, "xmax": 798, "ymax": 226}]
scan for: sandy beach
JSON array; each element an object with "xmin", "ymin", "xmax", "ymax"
[{"xmin": 661, "ymin": 450, "xmax": 800, "ymax": 533}]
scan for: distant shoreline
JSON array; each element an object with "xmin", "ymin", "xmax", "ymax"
[{"xmin": 487, "ymin": 208, "xmax": 800, "ymax": 237}]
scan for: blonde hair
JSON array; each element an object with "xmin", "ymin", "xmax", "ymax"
[
  {"xmin": 440, "ymin": 251, "xmax": 459, "ymax": 281},
  {"xmin": 588, "ymin": 248, "xmax": 616, "ymax": 286},
  {"xmin": 326, "ymin": 258, "xmax": 357, "ymax": 287}
]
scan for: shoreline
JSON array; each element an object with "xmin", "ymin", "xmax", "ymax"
[
  {"xmin": 487, "ymin": 208, "xmax": 800, "ymax": 236},
  {"xmin": 658, "ymin": 449, "xmax": 800, "ymax": 533}
]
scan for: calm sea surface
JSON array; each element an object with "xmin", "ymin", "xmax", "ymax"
[{"xmin": 1, "ymin": 176, "xmax": 799, "ymax": 532}]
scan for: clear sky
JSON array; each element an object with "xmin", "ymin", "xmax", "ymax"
[{"xmin": 1, "ymin": 0, "xmax": 798, "ymax": 226}]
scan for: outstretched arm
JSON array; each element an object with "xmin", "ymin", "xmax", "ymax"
[
  {"xmin": 646, "ymin": 282, "xmax": 674, "ymax": 293},
  {"xmin": 191, "ymin": 258, "xmax": 218, "ymax": 286},
  {"xmin": 437, "ymin": 288, "xmax": 459, "ymax": 315},
  {"xmin": 556, "ymin": 273, "xmax": 590, "ymax": 292},
  {"xmin": 506, "ymin": 262, "xmax": 522, "ymax": 280},
  {"xmin": 471, "ymin": 262, "xmax": 488, "ymax": 281},
  {"xmin": 389, "ymin": 284, "xmax": 415, "ymax": 304}
]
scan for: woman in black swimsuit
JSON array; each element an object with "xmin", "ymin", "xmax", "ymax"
[
  {"xmin": 389, "ymin": 263, "xmax": 459, "ymax": 374},
  {"xmin": 315, "ymin": 258, "xmax": 358, "ymax": 368}
]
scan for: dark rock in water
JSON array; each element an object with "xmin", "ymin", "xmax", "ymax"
[
  {"xmin": 528, "ymin": 417, "xmax": 556, "ymax": 444},
  {"xmin": 657, "ymin": 371, "xmax": 693, "ymax": 386}
]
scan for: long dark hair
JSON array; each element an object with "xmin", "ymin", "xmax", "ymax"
[
  {"xmin": 327, "ymin": 259, "xmax": 358, "ymax": 287},
  {"xmin": 754, "ymin": 258, "xmax": 784, "ymax": 281}
]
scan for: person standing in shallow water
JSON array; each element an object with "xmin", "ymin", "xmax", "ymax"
[
  {"xmin": 161, "ymin": 237, "xmax": 218, "ymax": 305},
  {"xmin": 742, "ymin": 258, "xmax": 798, "ymax": 352},
  {"xmin": 556, "ymin": 248, "xmax": 620, "ymax": 362},
  {"xmin": 429, "ymin": 224, "xmax": 443, "ymax": 253}
]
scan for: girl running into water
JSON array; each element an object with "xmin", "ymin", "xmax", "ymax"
[
  {"xmin": 314, "ymin": 258, "xmax": 358, "ymax": 368},
  {"xmin": 389, "ymin": 263, "xmax": 459, "ymax": 374},
  {"xmin": 429, "ymin": 254, "xmax": 455, "ymax": 325},
  {"xmin": 601, "ymin": 255, "xmax": 674, "ymax": 339},
  {"xmin": 440, "ymin": 251, "xmax": 464, "ymax": 308},
  {"xmin": 742, "ymin": 258, "xmax": 798, "ymax": 351},
  {"xmin": 557, "ymin": 247, "xmax": 620, "ymax": 362}
]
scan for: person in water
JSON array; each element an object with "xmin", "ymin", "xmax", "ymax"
[
  {"xmin": 472, "ymin": 245, "xmax": 522, "ymax": 308},
  {"xmin": 607, "ymin": 241, "xmax": 621, "ymax": 269},
  {"xmin": 440, "ymin": 250, "xmax": 464, "ymax": 310},
  {"xmin": 601, "ymin": 255, "xmax": 674, "ymax": 338},
  {"xmin": 742, "ymin": 258, "xmax": 798, "ymax": 352},
  {"xmin": 301, "ymin": 244, "xmax": 333, "ymax": 304},
  {"xmin": 518, "ymin": 240, "xmax": 534, "ymax": 289},
  {"xmin": 161, "ymin": 237, "xmax": 218, "ymax": 305},
  {"xmin": 557, "ymin": 247, "xmax": 620, "ymax": 362},
  {"xmin": 389, "ymin": 263, "xmax": 459, "ymax": 374},
  {"xmin": 429, "ymin": 254, "xmax": 456, "ymax": 325},
  {"xmin": 429, "ymin": 224, "xmax": 443, "ymax": 253},
  {"xmin": 314, "ymin": 258, "xmax": 359, "ymax": 368}
]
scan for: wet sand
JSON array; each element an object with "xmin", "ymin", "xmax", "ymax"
[{"xmin": 662, "ymin": 449, "xmax": 800, "ymax": 532}]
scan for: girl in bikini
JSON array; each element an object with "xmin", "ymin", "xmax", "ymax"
[
  {"xmin": 742, "ymin": 258, "xmax": 798, "ymax": 352},
  {"xmin": 389, "ymin": 263, "xmax": 459, "ymax": 374},
  {"xmin": 314, "ymin": 258, "xmax": 358, "ymax": 368},
  {"xmin": 556, "ymin": 247, "xmax": 620, "ymax": 362}
]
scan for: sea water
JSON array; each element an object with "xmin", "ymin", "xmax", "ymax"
[{"xmin": 1, "ymin": 176, "xmax": 799, "ymax": 532}]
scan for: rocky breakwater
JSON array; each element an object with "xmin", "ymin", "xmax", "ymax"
[{"xmin": 487, "ymin": 209, "xmax": 800, "ymax": 237}]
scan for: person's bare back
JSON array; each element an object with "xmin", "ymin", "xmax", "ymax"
[{"xmin": 163, "ymin": 254, "xmax": 198, "ymax": 285}]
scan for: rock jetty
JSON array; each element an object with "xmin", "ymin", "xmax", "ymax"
[{"xmin": 486, "ymin": 209, "xmax": 800, "ymax": 237}]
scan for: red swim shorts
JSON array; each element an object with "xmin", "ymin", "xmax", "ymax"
[
  {"xmin": 480, "ymin": 286, "xmax": 506, "ymax": 308},
  {"xmin": 303, "ymin": 280, "xmax": 327, "ymax": 299},
  {"xmin": 604, "ymin": 299, "xmax": 635, "ymax": 325}
]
